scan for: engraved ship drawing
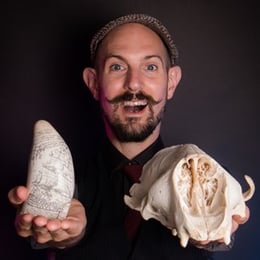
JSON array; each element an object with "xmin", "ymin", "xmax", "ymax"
[{"xmin": 21, "ymin": 120, "xmax": 75, "ymax": 219}]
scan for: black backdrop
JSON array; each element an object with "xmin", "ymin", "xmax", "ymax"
[{"xmin": 0, "ymin": 1, "xmax": 258, "ymax": 259}]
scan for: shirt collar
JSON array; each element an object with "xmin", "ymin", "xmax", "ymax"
[{"xmin": 101, "ymin": 136, "xmax": 164, "ymax": 173}]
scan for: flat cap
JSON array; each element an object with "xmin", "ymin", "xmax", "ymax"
[{"xmin": 90, "ymin": 13, "xmax": 178, "ymax": 65}]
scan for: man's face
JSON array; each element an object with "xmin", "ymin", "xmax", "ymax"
[{"xmin": 93, "ymin": 23, "xmax": 177, "ymax": 142}]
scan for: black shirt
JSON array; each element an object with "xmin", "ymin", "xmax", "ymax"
[{"xmin": 55, "ymin": 137, "xmax": 214, "ymax": 260}]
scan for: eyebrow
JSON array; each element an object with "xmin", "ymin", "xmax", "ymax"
[
  {"xmin": 144, "ymin": 55, "xmax": 164, "ymax": 64},
  {"xmin": 105, "ymin": 54, "xmax": 126, "ymax": 63}
]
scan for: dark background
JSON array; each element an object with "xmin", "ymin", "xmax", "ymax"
[{"xmin": 0, "ymin": 1, "xmax": 258, "ymax": 259}]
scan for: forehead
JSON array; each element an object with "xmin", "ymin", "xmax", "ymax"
[
  {"xmin": 103, "ymin": 23, "xmax": 163, "ymax": 42},
  {"xmin": 96, "ymin": 23, "xmax": 167, "ymax": 59}
]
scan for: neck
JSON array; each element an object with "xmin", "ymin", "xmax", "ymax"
[{"xmin": 107, "ymin": 124, "xmax": 161, "ymax": 159}]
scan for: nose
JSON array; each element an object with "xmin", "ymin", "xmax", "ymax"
[{"xmin": 124, "ymin": 68, "xmax": 142, "ymax": 92}]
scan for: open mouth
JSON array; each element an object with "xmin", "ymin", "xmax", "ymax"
[{"xmin": 123, "ymin": 100, "xmax": 148, "ymax": 113}]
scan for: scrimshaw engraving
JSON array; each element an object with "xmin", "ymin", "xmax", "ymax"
[{"xmin": 21, "ymin": 120, "xmax": 75, "ymax": 219}]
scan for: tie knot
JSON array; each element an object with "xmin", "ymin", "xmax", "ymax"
[{"xmin": 123, "ymin": 164, "xmax": 143, "ymax": 183}]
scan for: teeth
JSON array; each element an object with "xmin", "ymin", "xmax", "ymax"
[{"xmin": 123, "ymin": 100, "xmax": 147, "ymax": 106}]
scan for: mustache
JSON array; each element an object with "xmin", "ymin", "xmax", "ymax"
[{"xmin": 107, "ymin": 91, "xmax": 161, "ymax": 105}]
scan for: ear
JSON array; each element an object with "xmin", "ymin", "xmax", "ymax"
[
  {"xmin": 82, "ymin": 67, "xmax": 99, "ymax": 100},
  {"xmin": 167, "ymin": 66, "xmax": 182, "ymax": 100}
]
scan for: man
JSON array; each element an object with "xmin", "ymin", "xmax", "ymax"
[{"xmin": 8, "ymin": 14, "xmax": 249, "ymax": 259}]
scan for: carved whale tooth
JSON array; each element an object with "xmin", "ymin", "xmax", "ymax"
[
  {"xmin": 20, "ymin": 120, "xmax": 75, "ymax": 219},
  {"xmin": 124, "ymin": 144, "xmax": 255, "ymax": 247}
]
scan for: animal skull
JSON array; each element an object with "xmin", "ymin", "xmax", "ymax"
[{"xmin": 124, "ymin": 144, "xmax": 255, "ymax": 247}]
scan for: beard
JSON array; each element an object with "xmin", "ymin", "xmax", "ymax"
[{"xmin": 102, "ymin": 91, "xmax": 166, "ymax": 142}]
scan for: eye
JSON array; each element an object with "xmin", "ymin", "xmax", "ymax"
[
  {"xmin": 110, "ymin": 64, "xmax": 123, "ymax": 71},
  {"xmin": 146, "ymin": 64, "xmax": 158, "ymax": 71}
]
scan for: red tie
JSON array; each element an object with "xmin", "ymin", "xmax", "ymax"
[{"xmin": 123, "ymin": 164, "xmax": 143, "ymax": 241}]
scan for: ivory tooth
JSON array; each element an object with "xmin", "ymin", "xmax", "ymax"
[{"xmin": 21, "ymin": 120, "xmax": 75, "ymax": 219}]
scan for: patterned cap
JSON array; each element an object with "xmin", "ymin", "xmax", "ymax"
[{"xmin": 90, "ymin": 13, "xmax": 178, "ymax": 65}]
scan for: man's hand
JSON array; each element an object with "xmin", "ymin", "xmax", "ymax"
[{"xmin": 8, "ymin": 186, "xmax": 87, "ymax": 248}]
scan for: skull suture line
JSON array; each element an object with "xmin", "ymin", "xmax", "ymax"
[{"xmin": 124, "ymin": 144, "xmax": 255, "ymax": 247}]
